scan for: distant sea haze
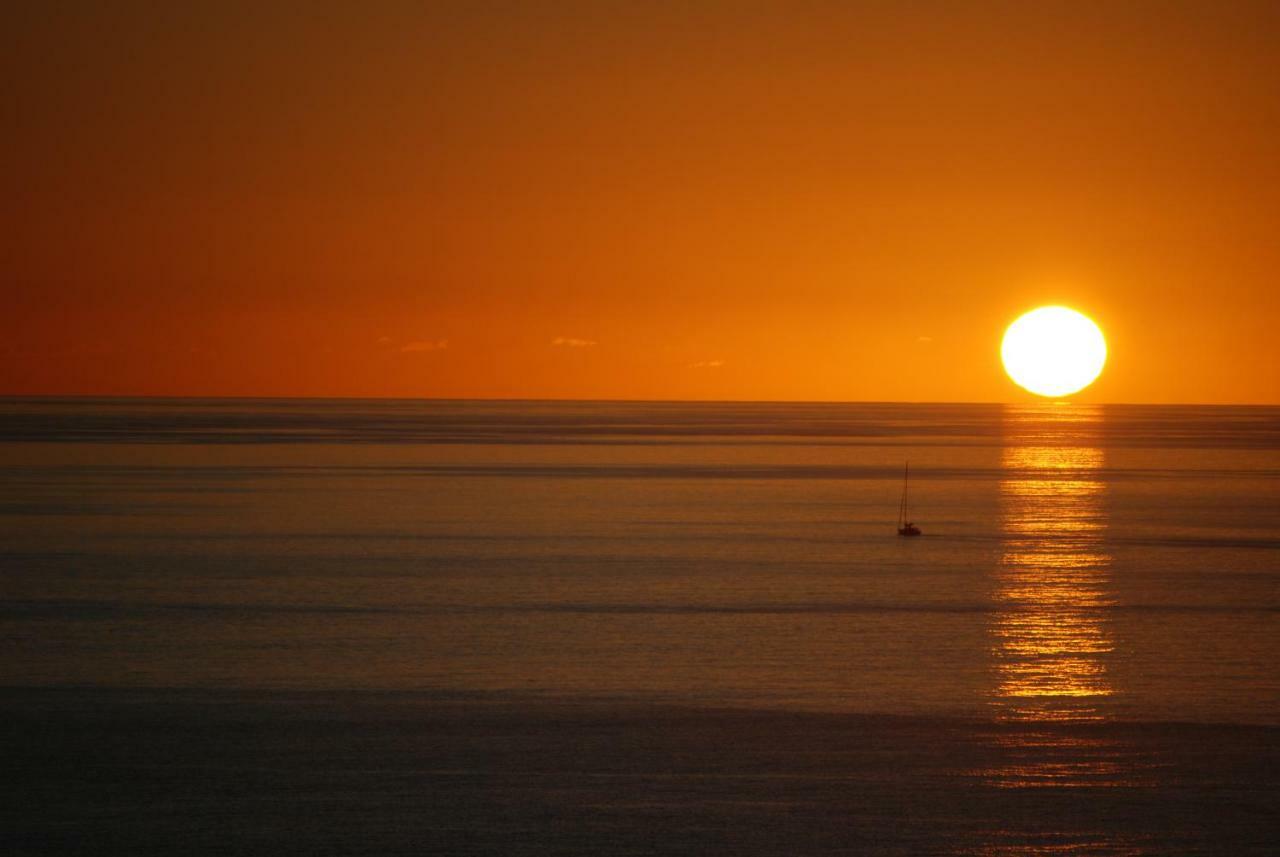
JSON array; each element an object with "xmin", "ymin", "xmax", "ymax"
[{"xmin": 2, "ymin": 398, "xmax": 1277, "ymax": 855}]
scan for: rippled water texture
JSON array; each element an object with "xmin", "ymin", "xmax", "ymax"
[{"xmin": 2, "ymin": 399, "xmax": 1277, "ymax": 854}]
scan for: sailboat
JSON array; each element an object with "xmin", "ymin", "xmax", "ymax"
[{"xmin": 897, "ymin": 461, "xmax": 922, "ymax": 537}]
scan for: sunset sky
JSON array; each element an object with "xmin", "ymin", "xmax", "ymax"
[{"xmin": 5, "ymin": 2, "xmax": 1279, "ymax": 403}]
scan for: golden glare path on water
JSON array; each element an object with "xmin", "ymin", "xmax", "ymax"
[
  {"xmin": 996, "ymin": 426, "xmax": 1112, "ymax": 722},
  {"xmin": 980, "ymin": 404, "xmax": 1152, "ymax": 798}
]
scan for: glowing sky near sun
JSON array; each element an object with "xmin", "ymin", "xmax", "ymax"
[{"xmin": 4, "ymin": 3, "xmax": 1279, "ymax": 403}]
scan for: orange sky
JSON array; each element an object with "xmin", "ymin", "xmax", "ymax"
[{"xmin": 4, "ymin": 2, "xmax": 1279, "ymax": 403}]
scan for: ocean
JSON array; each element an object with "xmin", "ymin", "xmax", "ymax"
[{"xmin": 2, "ymin": 398, "xmax": 1277, "ymax": 854}]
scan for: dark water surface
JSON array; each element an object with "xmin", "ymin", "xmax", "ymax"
[{"xmin": 2, "ymin": 398, "xmax": 1278, "ymax": 854}]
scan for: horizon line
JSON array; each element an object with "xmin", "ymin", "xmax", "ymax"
[{"xmin": 2, "ymin": 393, "xmax": 1277, "ymax": 409}]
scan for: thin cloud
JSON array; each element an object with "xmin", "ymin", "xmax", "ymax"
[
  {"xmin": 552, "ymin": 336, "xmax": 597, "ymax": 347},
  {"xmin": 916, "ymin": 335, "xmax": 933, "ymax": 343},
  {"xmin": 688, "ymin": 359, "xmax": 725, "ymax": 369},
  {"xmin": 400, "ymin": 339, "xmax": 449, "ymax": 352}
]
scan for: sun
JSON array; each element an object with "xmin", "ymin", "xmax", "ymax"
[{"xmin": 1001, "ymin": 306, "xmax": 1107, "ymax": 397}]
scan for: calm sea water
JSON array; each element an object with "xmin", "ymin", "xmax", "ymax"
[{"xmin": 2, "ymin": 398, "xmax": 1278, "ymax": 854}]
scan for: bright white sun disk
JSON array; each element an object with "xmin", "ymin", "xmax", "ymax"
[{"xmin": 1001, "ymin": 306, "xmax": 1107, "ymax": 397}]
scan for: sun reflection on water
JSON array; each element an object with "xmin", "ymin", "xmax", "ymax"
[
  {"xmin": 976, "ymin": 404, "xmax": 1153, "ymax": 807},
  {"xmin": 993, "ymin": 407, "xmax": 1114, "ymax": 724}
]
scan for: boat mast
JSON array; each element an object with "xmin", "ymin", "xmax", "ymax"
[{"xmin": 899, "ymin": 461, "xmax": 909, "ymax": 527}]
